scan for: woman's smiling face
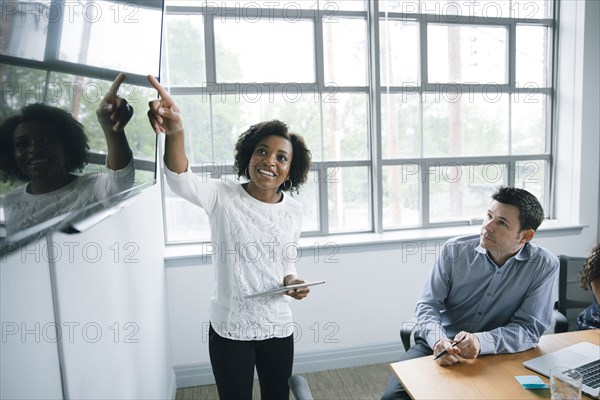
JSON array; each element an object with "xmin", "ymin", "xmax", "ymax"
[
  {"xmin": 13, "ymin": 120, "xmax": 67, "ymax": 181},
  {"xmin": 247, "ymin": 134, "xmax": 293, "ymax": 192}
]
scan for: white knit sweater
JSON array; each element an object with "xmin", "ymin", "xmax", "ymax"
[{"xmin": 165, "ymin": 165, "xmax": 303, "ymax": 340}]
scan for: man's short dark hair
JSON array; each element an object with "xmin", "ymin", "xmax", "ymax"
[{"xmin": 491, "ymin": 186, "xmax": 544, "ymax": 231}]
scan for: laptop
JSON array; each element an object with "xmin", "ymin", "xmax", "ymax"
[{"xmin": 523, "ymin": 341, "xmax": 600, "ymax": 399}]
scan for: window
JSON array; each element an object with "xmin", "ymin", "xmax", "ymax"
[{"xmin": 160, "ymin": 0, "xmax": 555, "ymax": 243}]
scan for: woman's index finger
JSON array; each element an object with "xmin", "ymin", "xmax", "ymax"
[
  {"xmin": 106, "ymin": 72, "xmax": 126, "ymax": 97},
  {"xmin": 147, "ymin": 75, "xmax": 173, "ymax": 101}
]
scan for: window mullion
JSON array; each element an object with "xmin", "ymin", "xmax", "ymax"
[{"xmin": 369, "ymin": 0, "xmax": 383, "ymax": 234}]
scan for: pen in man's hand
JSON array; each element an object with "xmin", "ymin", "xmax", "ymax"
[{"xmin": 433, "ymin": 337, "xmax": 465, "ymax": 360}]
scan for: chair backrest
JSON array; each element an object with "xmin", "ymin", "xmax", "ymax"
[
  {"xmin": 557, "ymin": 254, "xmax": 594, "ymax": 331},
  {"xmin": 289, "ymin": 375, "xmax": 314, "ymax": 400}
]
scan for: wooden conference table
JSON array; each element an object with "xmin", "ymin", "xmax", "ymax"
[{"xmin": 391, "ymin": 329, "xmax": 600, "ymax": 399}]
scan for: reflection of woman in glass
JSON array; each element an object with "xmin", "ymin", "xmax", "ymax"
[
  {"xmin": 147, "ymin": 76, "xmax": 312, "ymax": 400},
  {"xmin": 0, "ymin": 73, "xmax": 135, "ymax": 235},
  {"xmin": 577, "ymin": 241, "xmax": 600, "ymax": 330}
]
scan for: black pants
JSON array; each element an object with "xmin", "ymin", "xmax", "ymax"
[{"xmin": 208, "ymin": 324, "xmax": 294, "ymax": 400}]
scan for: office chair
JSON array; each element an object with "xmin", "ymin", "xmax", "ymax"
[
  {"xmin": 289, "ymin": 375, "xmax": 314, "ymax": 400},
  {"xmin": 555, "ymin": 254, "xmax": 594, "ymax": 332},
  {"xmin": 400, "ymin": 318, "xmax": 418, "ymax": 351}
]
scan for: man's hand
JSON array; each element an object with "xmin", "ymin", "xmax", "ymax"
[
  {"xmin": 454, "ymin": 331, "xmax": 480, "ymax": 359},
  {"xmin": 433, "ymin": 331, "xmax": 480, "ymax": 365}
]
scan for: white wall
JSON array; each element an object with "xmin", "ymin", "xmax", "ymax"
[{"xmin": 165, "ymin": 0, "xmax": 600, "ymax": 388}]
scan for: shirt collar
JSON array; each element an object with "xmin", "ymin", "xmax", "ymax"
[{"xmin": 475, "ymin": 241, "xmax": 535, "ymax": 261}]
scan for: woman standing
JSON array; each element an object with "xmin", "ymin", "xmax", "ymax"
[{"xmin": 146, "ymin": 76, "xmax": 312, "ymax": 399}]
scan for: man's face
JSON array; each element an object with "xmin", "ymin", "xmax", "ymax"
[{"xmin": 480, "ymin": 200, "xmax": 531, "ymax": 261}]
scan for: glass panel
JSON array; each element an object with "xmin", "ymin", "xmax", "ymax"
[
  {"xmin": 511, "ymin": 93, "xmax": 546, "ymax": 154},
  {"xmin": 59, "ymin": 0, "xmax": 163, "ymax": 76},
  {"xmin": 428, "ymin": 24, "xmax": 507, "ymax": 84},
  {"xmin": 423, "ymin": 91, "xmax": 509, "ymax": 157},
  {"xmin": 47, "ymin": 72, "xmax": 158, "ymax": 161},
  {"xmin": 215, "ymin": 19, "xmax": 314, "ymax": 83},
  {"xmin": 1, "ymin": 64, "xmax": 47, "ymax": 115},
  {"xmin": 330, "ymin": 1, "xmax": 366, "ymax": 11},
  {"xmin": 162, "ymin": 15, "xmax": 206, "ymax": 86},
  {"xmin": 420, "ymin": 0, "xmax": 511, "ymax": 18},
  {"xmin": 511, "ymin": 0, "xmax": 552, "ymax": 19},
  {"xmin": 429, "ymin": 164, "xmax": 506, "ymax": 223},
  {"xmin": 0, "ymin": 0, "xmax": 50, "ymax": 61},
  {"xmin": 516, "ymin": 25, "xmax": 549, "ymax": 88},
  {"xmin": 328, "ymin": 166, "xmax": 370, "ymax": 233},
  {"xmin": 382, "ymin": 164, "xmax": 420, "ymax": 229},
  {"xmin": 515, "ymin": 160, "xmax": 546, "ymax": 210},
  {"xmin": 322, "ymin": 93, "xmax": 369, "ymax": 161},
  {"xmin": 380, "ymin": 19, "xmax": 419, "ymax": 86},
  {"xmin": 291, "ymin": 169, "xmax": 319, "ymax": 232},
  {"xmin": 323, "ymin": 18, "xmax": 367, "ymax": 86},
  {"xmin": 171, "ymin": 95, "xmax": 212, "ymax": 165},
  {"xmin": 204, "ymin": 0, "xmax": 319, "ymax": 9},
  {"xmin": 210, "ymin": 92, "xmax": 320, "ymax": 164},
  {"xmin": 381, "ymin": 92, "xmax": 421, "ymax": 159}
]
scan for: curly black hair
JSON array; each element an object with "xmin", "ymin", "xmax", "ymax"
[
  {"xmin": 0, "ymin": 103, "xmax": 89, "ymax": 181},
  {"xmin": 233, "ymin": 120, "xmax": 311, "ymax": 193},
  {"xmin": 491, "ymin": 186, "xmax": 545, "ymax": 231},
  {"xmin": 579, "ymin": 241, "xmax": 600, "ymax": 290}
]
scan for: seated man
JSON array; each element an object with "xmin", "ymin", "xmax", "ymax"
[{"xmin": 382, "ymin": 186, "xmax": 559, "ymax": 400}]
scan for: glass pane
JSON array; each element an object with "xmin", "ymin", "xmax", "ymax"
[
  {"xmin": 428, "ymin": 24, "xmax": 507, "ymax": 84},
  {"xmin": 331, "ymin": 1, "xmax": 366, "ymax": 11},
  {"xmin": 323, "ymin": 18, "xmax": 367, "ymax": 86},
  {"xmin": 47, "ymin": 72, "xmax": 159, "ymax": 161},
  {"xmin": 210, "ymin": 92, "xmax": 320, "ymax": 163},
  {"xmin": 381, "ymin": 93, "xmax": 421, "ymax": 159},
  {"xmin": 383, "ymin": 164, "xmax": 420, "ymax": 229},
  {"xmin": 423, "ymin": 91, "xmax": 509, "ymax": 157},
  {"xmin": 171, "ymin": 95, "xmax": 212, "ymax": 165},
  {"xmin": 328, "ymin": 166, "xmax": 370, "ymax": 233},
  {"xmin": 380, "ymin": 19, "xmax": 419, "ymax": 86},
  {"xmin": 0, "ymin": 0, "xmax": 50, "ymax": 61},
  {"xmin": 204, "ymin": 0, "xmax": 318, "ymax": 9},
  {"xmin": 515, "ymin": 160, "xmax": 546, "ymax": 210},
  {"xmin": 215, "ymin": 19, "xmax": 314, "ymax": 83},
  {"xmin": 162, "ymin": 15, "xmax": 205, "ymax": 86},
  {"xmin": 511, "ymin": 93, "xmax": 547, "ymax": 154},
  {"xmin": 429, "ymin": 164, "xmax": 506, "ymax": 223},
  {"xmin": 291, "ymin": 169, "xmax": 319, "ymax": 232},
  {"xmin": 420, "ymin": 0, "xmax": 510, "ymax": 18},
  {"xmin": 59, "ymin": 0, "xmax": 163, "ymax": 76},
  {"xmin": 322, "ymin": 93, "xmax": 369, "ymax": 161},
  {"xmin": 1, "ymin": 64, "xmax": 47, "ymax": 115},
  {"xmin": 511, "ymin": 0, "xmax": 552, "ymax": 19},
  {"xmin": 516, "ymin": 26, "xmax": 549, "ymax": 87}
]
